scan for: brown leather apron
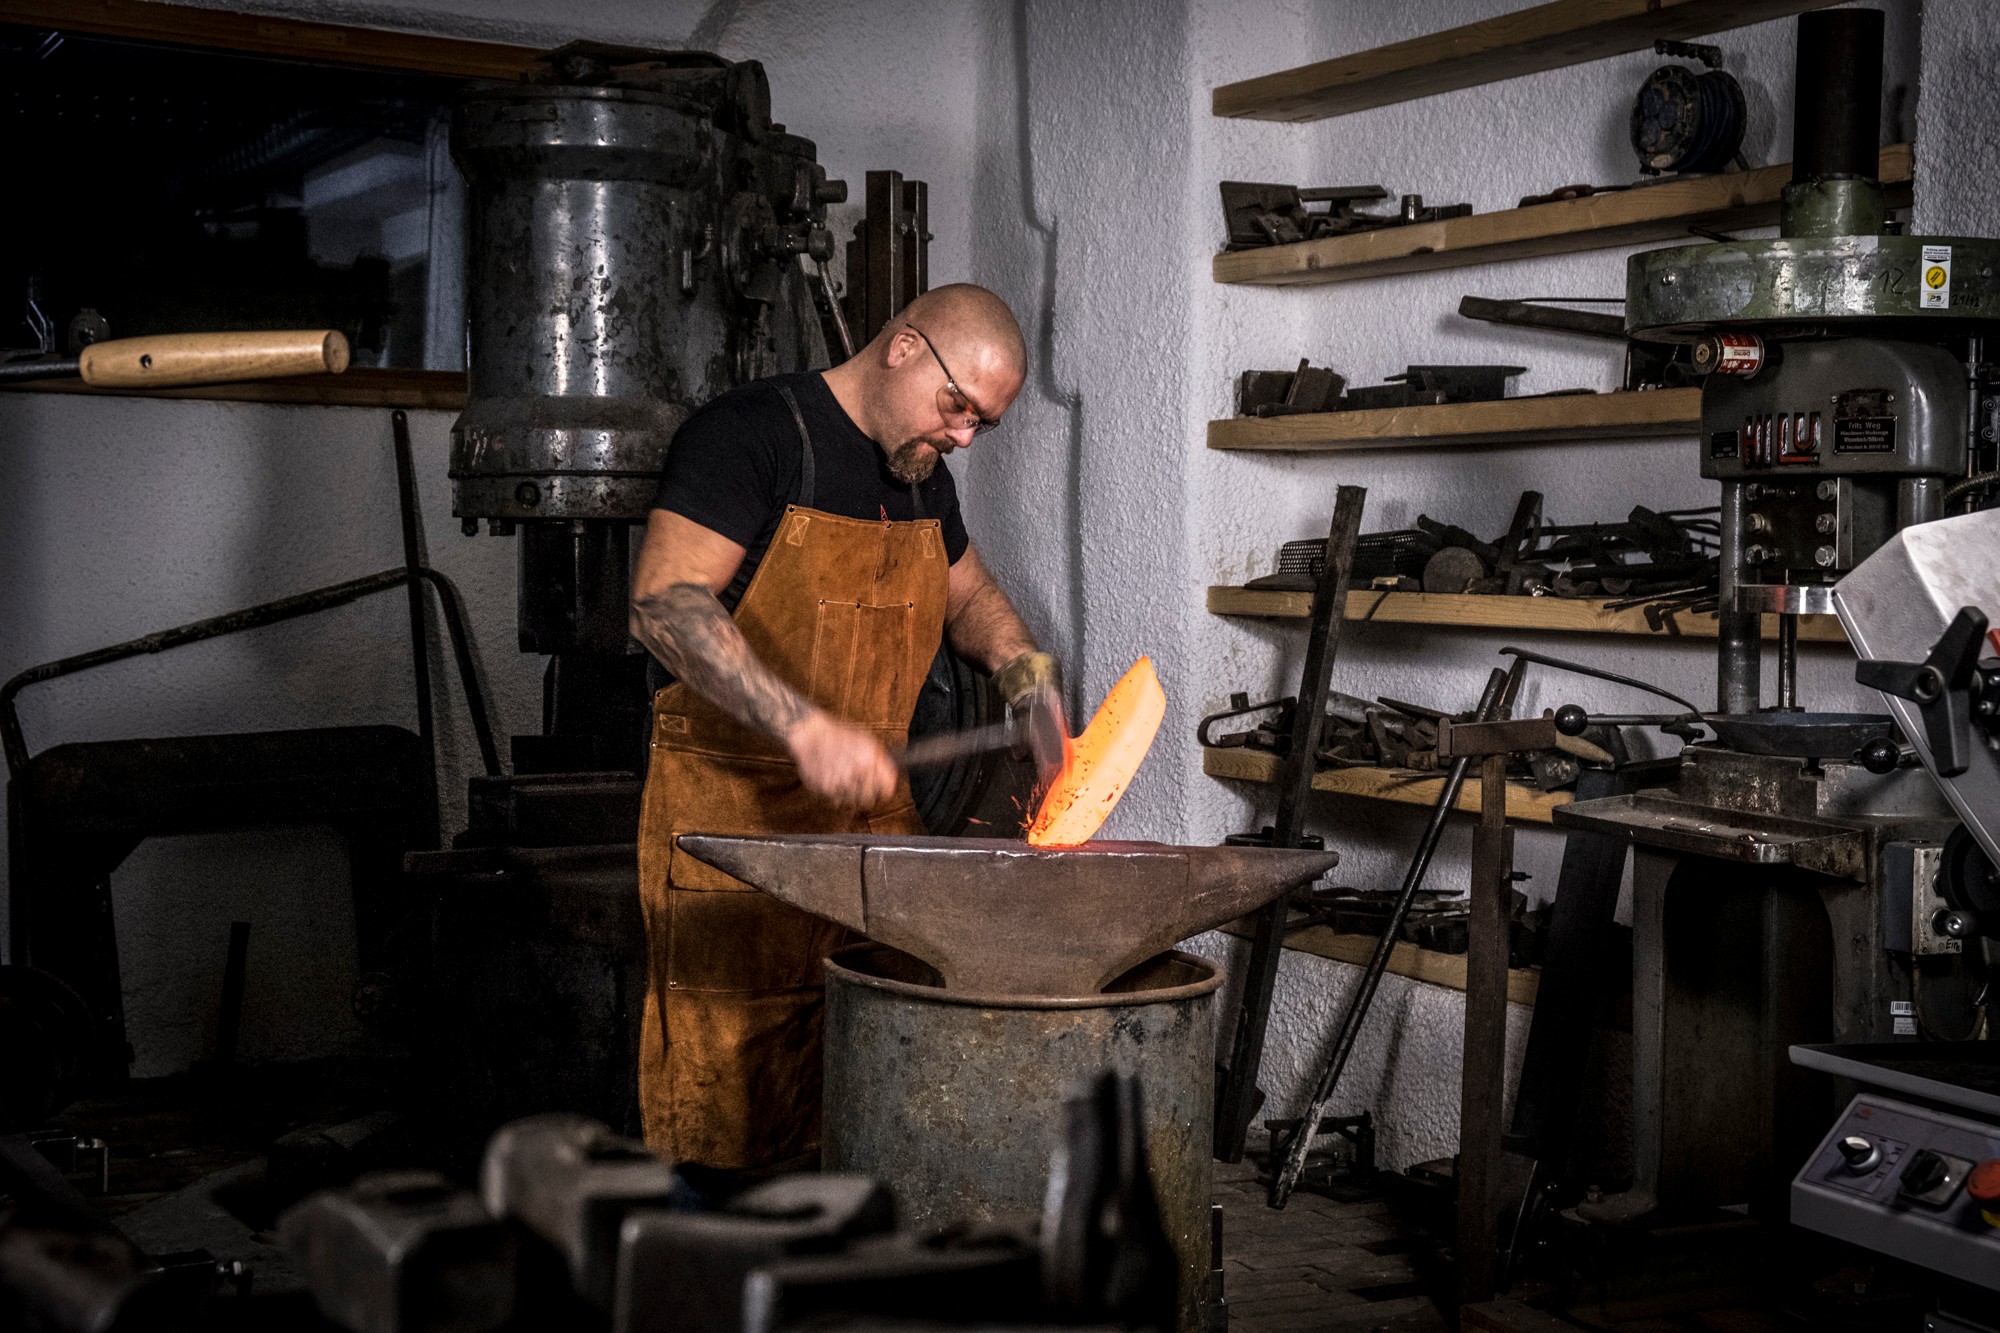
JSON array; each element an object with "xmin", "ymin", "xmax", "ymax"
[{"xmin": 636, "ymin": 384, "xmax": 948, "ymax": 1167}]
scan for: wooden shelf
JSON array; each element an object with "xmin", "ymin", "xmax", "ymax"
[
  {"xmin": 1221, "ymin": 919, "xmax": 1540, "ymax": 1007},
  {"xmin": 1208, "ymin": 586, "xmax": 1850, "ymax": 643},
  {"xmin": 1203, "ymin": 745, "xmax": 1570, "ymax": 824},
  {"xmin": 1209, "ymin": 388, "xmax": 1699, "ymax": 452},
  {"xmin": 0, "ymin": 0, "xmax": 540, "ymax": 80},
  {"xmin": 1212, "ymin": 144, "xmax": 1913, "ymax": 287},
  {"xmin": 1213, "ymin": 0, "xmax": 1835, "ymax": 123},
  {"xmin": 0, "ymin": 368, "xmax": 468, "ymax": 411}
]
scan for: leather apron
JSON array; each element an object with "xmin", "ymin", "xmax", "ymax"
[{"xmin": 636, "ymin": 384, "xmax": 948, "ymax": 1168}]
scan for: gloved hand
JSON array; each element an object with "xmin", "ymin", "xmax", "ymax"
[
  {"xmin": 994, "ymin": 650, "xmax": 1065, "ymax": 721},
  {"xmin": 994, "ymin": 651, "xmax": 1070, "ymax": 784}
]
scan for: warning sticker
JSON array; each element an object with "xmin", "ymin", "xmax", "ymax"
[{"xmin": 1921, "ymin": 244, "xmax": 1952, "ymax": 309}]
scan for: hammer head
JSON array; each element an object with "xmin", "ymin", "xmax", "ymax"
[{"xmin": 1016, "ymin": 680, "xmax": 1074, "ymax": 790}]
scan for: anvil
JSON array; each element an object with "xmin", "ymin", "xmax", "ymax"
[{"xmin": 673, "ymin": 833, "xmax": 1340, "ymax": 996}]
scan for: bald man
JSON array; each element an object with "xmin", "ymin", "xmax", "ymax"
[{"xmin": 628, "ymin": 284, "xmax": 1055, "ymax": 1169}]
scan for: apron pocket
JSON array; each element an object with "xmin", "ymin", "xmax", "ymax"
[
  {"xmin": 807, "ymin": 599, "xmax": 915, "ymax": 725},
  {"xmin": 665, "ymin": 885, "xmax": 851, "ymax": 992}
]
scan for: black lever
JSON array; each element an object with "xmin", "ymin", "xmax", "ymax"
[{"xmin": 1855, "ymin": 606, "xmax": 1989, "ymax": 776}]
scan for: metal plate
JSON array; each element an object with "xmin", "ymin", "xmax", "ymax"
[
  {"xmin": 1703, "ymin": 711, "xmax": 1896, "ymax": 758},
  {"xmin": 1553, "ymin": 793, "xmax": 1867, "ymax": 877},
  {"xmin": 1790, "ymin": 1043, "xmax": 2000, "ymax": 1120}
]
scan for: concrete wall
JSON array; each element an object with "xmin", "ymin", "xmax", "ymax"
[{"xmin": 3, "ymin": 0, "xmax": 1973, "ymax": 1166}]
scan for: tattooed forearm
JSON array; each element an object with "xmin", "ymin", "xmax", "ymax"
[{"xmin": 631, "ymin": 582, "xmax": 814, "ymax": 742}]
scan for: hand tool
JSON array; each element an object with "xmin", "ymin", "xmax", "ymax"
[
  {"xmin": 900, "ymin": 687, "xmax": 1071, "ymax": 790},
  {"xmin": 0, "ymin": 329, "xmax": 350, "ymax": 387}
]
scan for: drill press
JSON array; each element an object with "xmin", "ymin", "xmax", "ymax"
[{"xmin": 1553, "ymin": 8, "xmax": 2000, "ymax": 1229}]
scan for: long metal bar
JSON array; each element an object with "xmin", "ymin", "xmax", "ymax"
[
  {"xmin": 1268, "ymin": 665, "xmax": 1511, "ymax": 1206},
  {"xmin": 391, "ymin": 410, "xmax": 438, "ymax": 790},
  {"xmin": 1215, "ymin": 486, "xmax": 1367, "ymax": 1162},
  {"xmin": 1, "ymin": 567, "xmax": 499, "ymax": 777},
  {"xmin": 1457, "ymin": 753, "xmax": 1514, "ymax": 1305}
]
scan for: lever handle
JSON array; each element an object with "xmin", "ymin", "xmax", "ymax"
[{"xmin": 1855, "ymin": 606, "xmax": 1989, "ymax": 776}]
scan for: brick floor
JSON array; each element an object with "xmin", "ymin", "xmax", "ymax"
[{"xmin": 1213, "ymin": 1159, "xmax": 1450, "ymax": 1333}]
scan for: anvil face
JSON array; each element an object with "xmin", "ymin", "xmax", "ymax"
[{"xmin": 673, "ymin": 833, "xmax": 1340, "ymax": 997}]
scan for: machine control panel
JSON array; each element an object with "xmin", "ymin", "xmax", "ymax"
[{"xmin": 1794, "ymin": 1094, "xmax": 2000, "ymax": 1291}]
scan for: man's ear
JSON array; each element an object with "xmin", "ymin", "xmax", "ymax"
[{"xmin": 881, "ymin": 325, "xmax": 919, "ymax": 368}]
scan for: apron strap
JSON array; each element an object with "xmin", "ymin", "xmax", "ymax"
[{"xmin": 773, "ymin": 382, "xmax": 817, "ymax": 509}]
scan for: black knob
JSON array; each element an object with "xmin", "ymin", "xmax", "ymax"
[
  {"xmin": 1554, "ymin": 704, "xmax": 1591, "ymax": 737},
  {"xmin": 1899, "ymin": 1148, "xmax": 1951, "ymax": 1197},
  {"xmin": 1854, "ymin": 736, "xmax": 1901, "ymax": 773},
  {"xmin": 1837, "ymin": 1135, "xmax": 1880, "ymax": 1171}
]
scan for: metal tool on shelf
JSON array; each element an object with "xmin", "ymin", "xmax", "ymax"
[{"xmin": 1219, "ymin": 182, "xmax": 1470, "ymax": 251}]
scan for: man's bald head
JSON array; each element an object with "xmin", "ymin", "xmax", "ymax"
[
  {"xmin": 893, "ymin": 284, "xmax": 1027, "ymax": 378},
  {"xmin": 824, "ymin": 283, "xmax": 1027, "ymax": 484}
]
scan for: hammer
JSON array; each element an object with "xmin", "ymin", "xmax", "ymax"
[{"xmin": 901, "ymin": 687, "xmax": 1072, "ymax": 789}]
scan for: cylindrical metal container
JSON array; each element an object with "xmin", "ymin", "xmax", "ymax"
[{"xmin": 822, "ymin": 945, "xmax": 1220, "ymax": 1333}]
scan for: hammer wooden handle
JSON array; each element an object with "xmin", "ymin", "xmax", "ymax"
[{"xmin": 78, "ymin": 330, "xmax": 351, "ymax": 388}]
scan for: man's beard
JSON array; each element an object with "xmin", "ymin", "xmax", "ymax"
[{"xmin": 887, "ymin": 437, "xmax": 949, "ymax": 484}]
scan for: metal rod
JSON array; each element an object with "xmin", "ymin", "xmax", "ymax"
[
  {"xmin": 815, "ymin": 257, "xmax": 857, "ymax": 360},
  {"xmin": 1457, "ymin": 753, "xmax": 1513, "ymax": 1304},
  {"xmin": 1216, "ymin": 486, "xmax": 1368, "ymax": 1163},
  {"xmin": 1497, "ymin": 646, "xmax": 1702, "ymax": 716},
  {"xmin": 391, "ymin": 411, "xmax": 439, "ymax": 800},
  {"xmin": 2, "ymin": 566, "xmax": 500, "ymax": 778},
  {"xmin": 1269, "ymin": 665, "xmax": 1511, "ymax": 1207},
  {"xmin": 213, "ymin": 920, "xmax": 251, "ymax": 1067},
  {"xmin": 1777, "ymin": 612, "xmax": 1800, "ymax": 710}
]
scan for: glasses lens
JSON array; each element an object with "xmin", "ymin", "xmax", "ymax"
[{"xmin": 937, "ymin": 382, "xmax": 996, "ymax": 434}]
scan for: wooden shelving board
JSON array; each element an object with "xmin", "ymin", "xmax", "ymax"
[
  {"xmin": 0, "ymin": 368, "xmax": 469, "ymax": 411},
  {"xmin": 1212, "ymin": 0, "xmax": 1835, "ymax": 123},
  {"xmin": 1208, "ymin": 388, "xmax": 1699, "ymax": 452},
  {"xmin": 1203, "ymin": 745, "xmax": 1570, "ymax": 824},
  {"xmin": 1212, "ymin": 144, "xmax": 1913, "ymax": 287},
  {"xmin": 1220, "ymin": 918, "xmax": 1541, "ymax": 1006},
  {"xmin": 0, "ymin": 0, "xmax": 540, "ymax": 80},
  {"xmin": 1207, "ymin": 586, "xmax": 1849, "ymax": 643}
]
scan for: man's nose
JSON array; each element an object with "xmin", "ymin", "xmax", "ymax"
[{"xmin": 944, "ymin": 422, "xmax": 978, "ymax": 449}]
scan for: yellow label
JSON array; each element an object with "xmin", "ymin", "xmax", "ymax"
[{"xmin": 1926, "ymin": 265, "xmax": 1949, "ymax": 289}]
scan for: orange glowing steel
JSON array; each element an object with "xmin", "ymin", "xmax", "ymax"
[{"xmin": 1027, "ymin": 657, "xmax": 1166, "ymax": 847}]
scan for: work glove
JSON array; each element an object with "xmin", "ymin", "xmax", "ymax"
[{"xmin": 994, "ymin": 651, "xmax": 1070, "ymax": 784}]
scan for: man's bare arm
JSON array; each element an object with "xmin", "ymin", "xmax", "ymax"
[
  {"xmin": 630, "ymin": 509, "xmax": 896, "ymax": 808},
  {"xmin": 628, "ymin": 510, "xmax": 814, "ymax": 742},
  {"xmin": 945, "ymin": 541, "xmax": 1038, "ymax": 673}
]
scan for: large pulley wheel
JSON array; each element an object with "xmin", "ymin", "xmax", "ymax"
[{"xmin": 1939, "ymin": 825, "xmax": 2000, "ymax": 938}]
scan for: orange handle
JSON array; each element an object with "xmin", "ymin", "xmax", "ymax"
[{"xmin": 78, "ymin": 330, "xmax": 351, "ymax": 388}]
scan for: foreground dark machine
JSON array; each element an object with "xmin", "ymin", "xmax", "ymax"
[{"xmin": 0, "ymin": 1072, "xmax": 1177, "ymax": 1333}]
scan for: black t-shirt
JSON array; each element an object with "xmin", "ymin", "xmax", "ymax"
[{"xmin": 651, "ymin": 372, "xmax": 970, "ymax": 611}]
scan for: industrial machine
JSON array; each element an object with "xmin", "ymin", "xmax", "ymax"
[
  {"xmin": 1777, "ymin": 506, "xmax": 2000, "ymax": 1324},
  {"xmin": 450, "ymin": 42, "xmax": 845, "ymax": 776},
  {"xmin": 1552, "ymin": 7, "xmax": 2000, "ymax": 1245}
]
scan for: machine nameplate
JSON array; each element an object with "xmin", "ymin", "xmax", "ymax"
[
  {"xmin": 1834, "ymin": 416, "xmax": 1897, "ymax": 453},
  {"xmin": 1711, "ymin": 430, "xmax": 1739, "ymax": 460}
]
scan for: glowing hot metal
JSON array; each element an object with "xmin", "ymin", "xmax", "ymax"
[{"xmin": 1028, "ymin": 656, "xmax": 1166, "ymax": 846}]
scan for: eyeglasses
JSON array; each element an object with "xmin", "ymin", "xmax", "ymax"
[{"xmin": 905, "ymin": 324, "xmax": 1001, "ymax": 435}]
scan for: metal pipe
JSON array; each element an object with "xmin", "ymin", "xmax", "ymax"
[
  {"xmin": 1269, "ymin": 666, "xmax": 1511, "ymax": 1208},
  {"xmin": 1791, "ymin": 9, "xmax": 1884, "ymax": 182},
  {"xmin": 1717, "ymin": 483, "xmax": 1761, "ymax": 712}
]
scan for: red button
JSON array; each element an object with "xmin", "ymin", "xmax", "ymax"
[{"xmin": 1970, "ymin": 1159, "xmax": 2000, "ymax": 1202}]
